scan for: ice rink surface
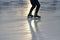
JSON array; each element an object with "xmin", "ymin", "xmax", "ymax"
[{"xmin": 0, "ymin": 0, "xmax": 60, "ymax": 40}]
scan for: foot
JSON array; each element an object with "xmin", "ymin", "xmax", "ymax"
[
  {"xmin": 28, "ymin": 15, "xmax": 33, "ymax": 18},
  {"xmin": 34, "ymin": 15, "xmax": 41, "ymax": 18}
]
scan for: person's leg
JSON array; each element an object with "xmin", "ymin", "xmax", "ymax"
[
  {"xmin": 28, "ymin": 0, "xmax": 36, "ymax": 17},
  {"xmin": 34, "ymin": 1, "xmax": 40, "ymax": 16},
  {"xmin": 28, "ymin": 5, "xmax": 35, "ymax": 16}
]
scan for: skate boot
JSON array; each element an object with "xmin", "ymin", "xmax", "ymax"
[
  {"xmin": 28, "ymin": 14, "xmax": 33, "ymax": 18},
  {"xmin": 34, "ymin": 15, "xmax": 41, "ymax": 18}
]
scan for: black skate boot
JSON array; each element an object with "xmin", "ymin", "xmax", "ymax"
[
  {"xmin": 34, "ymin": 15, "xmax": 41, "ymax": 18},
  {"xmin": 28, "ymin": 14, "xmax": 33, "ymax": 18}
]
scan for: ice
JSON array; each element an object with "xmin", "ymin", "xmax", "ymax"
[{"xmin": 0, "ymin": 0, "xmax": 60, "ymax": 40}]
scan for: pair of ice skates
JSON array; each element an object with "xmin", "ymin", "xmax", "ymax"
[{"xmin": 28, "ymin": 14, "xmax": 41, "ymax": 18}]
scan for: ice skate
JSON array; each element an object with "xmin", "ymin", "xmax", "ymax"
[
  {"xmin": 34, "ymin": 15, "xmax": 41, "ymax": 18},
  {"xmin": 27, "ymin": 15, "xmax": 33, "ymax": 18}
]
